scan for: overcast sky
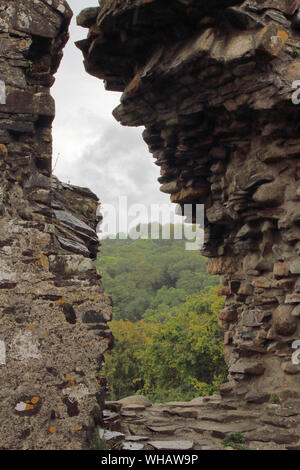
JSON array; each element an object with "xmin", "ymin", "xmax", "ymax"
[{"xmin": 51, "ymin": 0, "xmax": 178, "ymax": 234}]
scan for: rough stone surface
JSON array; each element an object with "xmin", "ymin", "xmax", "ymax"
[
  {"xmin": 99, "ymin": 395, "xmax": 300, "ymax": 451},
  {"xmin": 118, "ymin": 395, "xmax": 152, "ymax": 408},
  {"xmin": 4, "ymin": 0, "xmax": 300, "ymax": 450},
  {"xmin": 0, "ymin": 1, "xmax": 112, "ymax": 450},
  {"xmin": 79, "ymin": 0, "xmax": 300, "ymax": 400}
]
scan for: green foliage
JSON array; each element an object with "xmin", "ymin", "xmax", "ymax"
[
  {"xmin": 103, "ymin": 319, "xmax": 151, "ymax": 400},
  {"xmin": 222, "ymin": 433, "xmax": 247, "ymax": 450},
  {"xmin": 97, "ymin": 224, "xmax": 219, "ymax": 322},
  {"xmin": 73, "ymin": 204, "xmax": 89, "ymax": 216},
  {"xmin": 269, "ymin": 394, "xmax": 280, "ymax": 404},
  {"xmin": 104, "ymin": 289, "xmax": 227, "ymax": 402},
  {"xmin": 292, "ymin": 46, "xmax": 300, "ymax": 58},
  {"xmin": 99, "ymin": 225, "xmax": 226, "ymax": 402},
  {"xmin": 26, "ymin": 60, "xmax": 33, "ymax": 72},
  {"xmin": 140, "ymin": 289, "xmax": 226, "ymax": 401},
  {"xmin": 90, "ymin": 428, "xmax": 112, "ymax": 450}
]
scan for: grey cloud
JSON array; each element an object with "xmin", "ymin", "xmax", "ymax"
[
  {"xmin": 52, "ymin": 0, "xmax": 174, "ymax": 232},
  {"xmin": 71, "ymin": 119, "xmax": 169, "ymax": 209}
]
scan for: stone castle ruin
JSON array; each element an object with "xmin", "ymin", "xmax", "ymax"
[
  {"xmin": 0, "ymin": 0, "xmax": 112, "ymax": 450},
  {"xmin": 2, "ymin": 0, "xmax": 300, "ymax": 450}
]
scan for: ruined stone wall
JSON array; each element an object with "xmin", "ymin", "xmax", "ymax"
[
  {"xmin": 0, "ymin": 0, "xmax": 112, "ymax": 450},
  {"xmin": 78, "ymin": 0, "xmax": 300, "ymax": 403}
]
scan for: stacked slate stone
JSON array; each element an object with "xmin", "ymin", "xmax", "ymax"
[
  {"xmin": 0, "ymin": 1, "xmax": 112, "ymax": 450},
  {"xmin": 98, "ymin": 394, "xmax": 300, "ymax": 450},
  {"xmin": 78, "ymin": 0, "xmax": 300, "ymax": 403}
]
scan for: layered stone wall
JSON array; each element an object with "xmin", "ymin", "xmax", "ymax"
[
  {"xmin": 0, "ymin": 0, "xmax": 112, "ymax": 450},
  {"xmin": 78, "ymin": 0, "xmax": 300, "ymax": 402}
]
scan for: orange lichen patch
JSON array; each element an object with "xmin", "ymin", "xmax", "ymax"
[
  {"xmin": 66, "ymin": 374, "xmax": 75, "ymax": 387},
  {"xmin": 56, "ymin": 408, "xmax": 61, "ymax": 418},
  {"xmin": 93, "ymin": 295, "xmax": 99, "ymax": 301},
  {"xmin": 25, "ymin": 404, "xmax": 34, "ymax": 411},
  {"xmin": 35, "ymin": 253, "xmax": 49, "ymax": 269},
  {"xmin": 57, "ymin": 297, "xmax": 65, "ymax": 305},
  {"xmin": 19, "ymin": 41, "xmax": 25, "ymax": 47},
  {"xmin": 31, "ymin": 397, "xmax": 39, "ymax": 404},
  {"xmin": 0, "ymin": 144, "xmax": 8, "ymax": 157},
  {"xmin": 39, "ymin": 253, "xmax": 49, "ymax": 268},
  {"xmin": 49, "ymin": 426, "xmax": 56, "ymax": 434},
  {"xmin": 277, "ymin": 30, "xmax": 288, "ymax": 43},
  {"xmin": 81, "ymin": 342, "xmax": 87, "ymax": 347},
  {"xmin": 257, "ymin": 25, "xmax": 268, "ymax": 36},
  {"xmin": 26, "ymin": 324, "xmax": 35, "ymax": 330},
  {"xmin": 75, "ymin": 424, "xmax": 83, "ymax": 431},
  {"xmin": 32, "ymin": 236, "xmax": 45, "ymax": 245}
]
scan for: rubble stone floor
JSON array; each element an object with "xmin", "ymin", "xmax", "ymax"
[{"xmin": 99, "ymin": 395, "xmax": 300, "ymax": 451}]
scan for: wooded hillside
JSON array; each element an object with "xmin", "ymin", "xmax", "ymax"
[{"xmin": 97, "ymin": 225, "xmax": 227, "ymax": 402}]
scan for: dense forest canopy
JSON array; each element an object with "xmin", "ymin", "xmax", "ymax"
[
  {"xmin": 97, "ymin": 224, "xmax": 219, "ymax": 322},
  {"xmin": 97, "ymin": 224, "xmax": 226, "ymax": 402}
]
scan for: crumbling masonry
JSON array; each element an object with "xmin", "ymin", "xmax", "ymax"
[
  {"xmin": 2, "ymin": 0, "xmax": 300, "ymax": 451},
  {"xmin": 77, "ymin": 0, "xmax": 300, "ymax": 402},
  {"xmin": 0, "ymin": 0, "xmax": 112, "ymax": 450}
]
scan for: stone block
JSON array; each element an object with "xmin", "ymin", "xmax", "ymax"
[
  {"xmin": 12, "ymin": 0, "xmax": 64, "ymax": 38},
  {"xmin": 77, "ymin": 7, "xmax": 99, "ymax": 27},
  {"xmin": 290, "ymin": 260, "xmax": 300, "ymax": 275},
  {"xmin": 252, "ymin": 0, "xmax": 300, "ymax": 15},
  {"xmin": 273, "ymin": 305, "xmax": 297, "ymax": 336},
  {"xmin": 49, "ymin": 254, "xmax": 94, "ymax": 275},
  {"xmin": 229, "ymin": 361, "xmax": 265, "ymax": 376},
  {"xmin": 274, "ymin": 262, "xmax": 290, "ymax": 278},
  {"xmin": 252, "ymin": 181, "xmax": 284, "ymax": 206},
  {"xmin": 255, "ymin": 22, "xmax": 288, "ymax": 58}
]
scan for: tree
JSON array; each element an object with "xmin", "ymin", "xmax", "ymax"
[
  {"xmin": 104, "ymin": 288, "xmax": 227, "ymax": 402},
  {"xmin": 103, "ymin": 319, "xmax": 158, "ymax": 400},
  {"xmin": 140, "ymin": 288, "xmax": 227, "ymax": 401}
]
